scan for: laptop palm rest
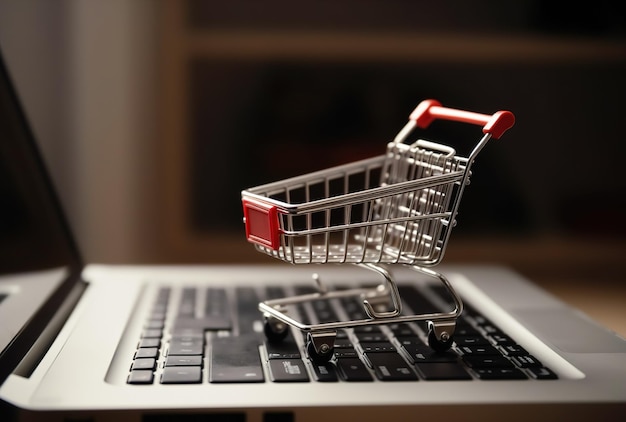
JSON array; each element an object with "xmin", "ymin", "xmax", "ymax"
[{"xmin": 511, "ymin": 308, "xmax": 626, "ymax": 353}]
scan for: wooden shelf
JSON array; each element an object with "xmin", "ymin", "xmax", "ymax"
[{"xmin": 184, "ymin": 30, "xmax": 626, "ymax": 63}]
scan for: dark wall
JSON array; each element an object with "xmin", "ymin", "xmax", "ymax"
[{"xmin": 185, "ymin": 0, "xmax": 626, "ymax": 238}]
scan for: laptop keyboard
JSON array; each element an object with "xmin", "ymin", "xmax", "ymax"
[{"xmin": 126, "ymin": 282, "xmax": 558, "ymax": 384}]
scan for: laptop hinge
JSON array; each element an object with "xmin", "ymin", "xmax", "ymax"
[{"xmin": 13, "ymin": 280, "xmax": 87, "ymax": 378}]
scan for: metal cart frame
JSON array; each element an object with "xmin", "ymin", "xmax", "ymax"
[{"xmin": 241, "ymin": 99, "xmax": 515, "ymax": 363}]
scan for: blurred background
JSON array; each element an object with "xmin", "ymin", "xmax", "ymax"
[{"xmin": 0, "ymin": 1, "xmax": 624, "ymax": 329}]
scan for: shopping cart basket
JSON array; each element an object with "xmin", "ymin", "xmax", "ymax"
[{"xmin": 241, "ymin": 99, "xmax": 515, "ymax": 363}]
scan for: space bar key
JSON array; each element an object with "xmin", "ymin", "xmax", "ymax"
[{"xmin": 209, "ymin": 337, "xmax": 264, "ymax": 383}]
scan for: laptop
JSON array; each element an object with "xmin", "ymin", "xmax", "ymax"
[{"xmin": 0, "ymin": 47, "xmax": 625, "ymax": 422}]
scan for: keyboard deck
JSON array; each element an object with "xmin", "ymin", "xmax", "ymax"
[{"xmin": 126, "ymin": 282, "xmax": 557, "ymax": 384}]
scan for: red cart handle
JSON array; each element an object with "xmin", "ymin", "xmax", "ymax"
[{"xmin": 410, "ymin": 99, "xmax": 515, "ymax": 139}]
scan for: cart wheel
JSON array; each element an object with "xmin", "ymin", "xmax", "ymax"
[
  {"xmin": 306, "ymin": 338, "xmax": 334, "ymax": 364},
  {"xmin": 427, "ymin": 327, "xmax": 454, "ymax": 353},
  {"xmin": 263, "ymin": 318, "xmax": 289, "ymax": 343}
]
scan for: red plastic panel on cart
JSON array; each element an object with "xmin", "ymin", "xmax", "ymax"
[{"xmin": 242, "ymin": 198, "xmax": 280, "ymax": 250}]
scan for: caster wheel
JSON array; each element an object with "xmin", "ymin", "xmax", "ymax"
[
  {"xmin": 306, "ymin": 338, "xmax": 334, "ymax": 364},
  {"xmin": 427, "ymin": 327, "xmax": 454, "ymax": 353},
  {"xmin": 263, "ymin": 318, "xmax": 289, "ymax": 343}
]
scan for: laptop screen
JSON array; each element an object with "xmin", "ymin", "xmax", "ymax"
[
  {"xmin": 0, "ymin": 50, "xmax": 82, "ymax": 277},
  {"xmin": 0, "ymin": 47, "xmax": 83, "ymax": 381}
]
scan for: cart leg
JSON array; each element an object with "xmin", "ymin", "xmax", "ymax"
[
  {"xmin": 359, "ymin": 263, "xmax": 403, "ymax": 319},
  {"xmin": 312, "ymin": 272, "xmax": 328, "ymax": 294},
  {"xmin": 411, "ymin": 266, "xmax": 464, "ymax": 353},
  {"xmin": 306, "ymin": 331, "xmax": 336, "ymax": 364},
  {"xmin": 411, "ymin": 265, "xmax": 464, "ymax": 317}
]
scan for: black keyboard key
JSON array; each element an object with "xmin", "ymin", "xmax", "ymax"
[
  {"xmin": 397, "ymin": 336, "xmax": 450, "ymax": 362},
  {"xmin": 462, "ymin": 355, "xmax": 514, "ymax": 369},
  {"xmin": 415, "ymin": 362, "xmax": 472, "ymax": 380},
  {"xmin": 398, "ymin": 336, "xmax": 457, "ymax": 363},
  {"xmin": 334, "ymin": 348, "xmax": 359, "ymax": 359},
  {"xmin": 488, "ymin": 333, "xmax": 516, "ymax": 346},
  {"xmin": 166, "ymin": 288, "xmax": 231, "ymax": 333},
  {"xmin": 268, "ymin": 359, "xmax": 309, "ymax": 382},
  {"xmin": 170, "ymin": 327, "xmax": 205, "ymax": 339},
  {"xmin": 366, "ymin": 353, "xmax": 418, "ymax": 381},
  {"xmin": 168, "ymin": 338, "xmax": 204, "ymax": 355},
  {"xmin": 205, "ymin": 288, "xmax": 228, "ymax": 317},
  {"xmin": 173, "ymin": 316, "xmax": 231, "ymax": 332},
  {"xmin": 341, "ymin": 297, "xmax": 368, "ymax": 320},
  {"xmin": 170, "ymin": 335, "xmax": 201, "ymax": 344},
  {"xmin": 460, "ymin": 307, "xmax": 491, "ymax": 326},
  {"xmin": 138, "ymin": 338, "xmax": 160, "ymax": 348},
  {"xmin": 161, "ymin": 366, "xmax": 202, "ymax": 384},
  {"xmin": 265, "ymin": 286, "xmax": 286, "ymax": 300},
  {"xmin": 141, "ymin": 329, "xmax": 163, "ymax": 339},
  {"xmin": 527, "ymin": 367, "xmax": 558, "ymax": 380},
  {"xmin": 296, "ymin": 304, "xmax": 312, "ymax": 325},
  {"xmin": 402, "ymin": 344, "xmax": 458, "ymax": 364},
  {"xmin": 149, "ymin": 310, "xmax": 167, "ymax": 321},
  {"xmin": 387, "ymin": 323, "xmax": 415, "ymax": 337},
  {"xmin": 131, "ymin": 358, "xmax": 156, "ymax": 371},
  {"xmin": 474, "ymin": 367, "xmax": 528, "ymax": 380},
  {"xmin": 356, "ymin": 331, "xmax": 389, "ymax": 343},
  {"xmin": 458, "ymin": 344, "xmax": 500, "ymax": 356},
  {"xmin": 333, "ymin": 337, "xmax": 354, "ymax": 349},
  {"xmin": 472, "ymin": 314, "xmax": 492, "ymax": 326},
  {"xmin": 510, "ymin": 355, "xmax": 543, "ymax": 368},
  {"xmin": 452, "ymin": 324, "xmax": 481, "ymax": 337},
  {"xmin": 394, "ymin": 335, "xmax": 422, "ymax": 348},
  {"xmin": 454, "ymin": 335, "xmax": 490, "ymax": 347},
  {"xmin": 311, "ymin": 363, "xmax": 339, "ymax": 382},
  {"xmin": 165, "ymin": 355, "xmax": 203, "ymax": 367},
  {"xmin": 336, "ymin": 358, "xmax": 373, "ymax": 381},
  {"xmin": 155, "ymin": 287, "xmax": 171, "ymax": 305},
  {"xmin": 360, "ymin": 342, "xmax": 397, "ymax": 353},
  {"xmin": 265, "ymin": 339, "xmax": 301, "ymax": 359},
  {"xmin": 236, "ymin": 287, "xmax": 262, "ymax": 335},
  {"xmin": 311, "ymin": 298, "xmax": 340, "ymax": 323},
  {"xmin": 336, "ymin": 330, "xmax": 349, "ymax": 339},
  {"xmin": 209, "ymin": 337, "xmax": 264, "ymax": 383},
  {"xmin": 480, "ymin": 324, "xmax": 502, "ymax": 336},
  {"xmin": 500, "ymin": 344, "xmax": 528, "ymax": 357},
  {"xmin": 398, "ymin": 286, "xmax": 442, "ymax": 314},
  {"xmin": 127, "ymin": 370, "xmax": 154, "ymax": 384},
  {"xmin": 135, "ymin": 347, "xmax": 159, "ymax": 359},
  {"xmin": 178, "ymin": 288, "xmax": 197, "ymax": 317},
  {"xmin": 294, "ymin": 286, "xmax": 317, "ymax": 295},
  {"xmin": 145, "ymin": 319, "xmax": 165, "ymax": 329}
]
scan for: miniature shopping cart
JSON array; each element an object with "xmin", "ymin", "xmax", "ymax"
[{"xmin": 241, "ymin": 99, "xmax": 515, "ymax": 363}]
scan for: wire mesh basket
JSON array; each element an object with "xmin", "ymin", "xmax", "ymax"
[{"xmin": 241, "ymin": 99, "xmax": 515, "ymax": 363}]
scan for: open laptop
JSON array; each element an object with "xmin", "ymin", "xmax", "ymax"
[{"xmin": 1, "ymin": 47, "xmax": 625, "ymax": 422}]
